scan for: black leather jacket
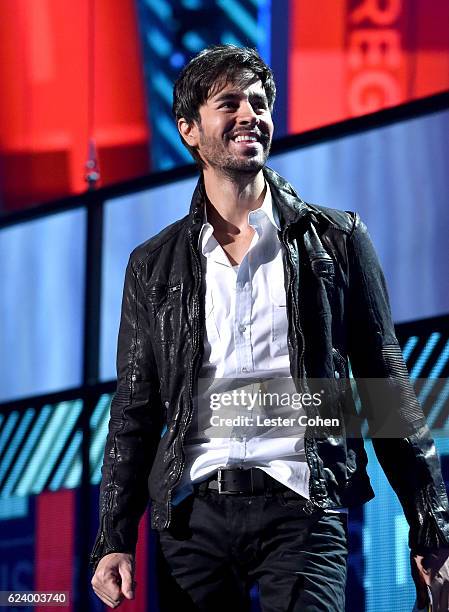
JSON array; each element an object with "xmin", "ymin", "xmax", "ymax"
[{"xmin": 90, "ymin": 166, "xmax": 449, "ymax": 572}]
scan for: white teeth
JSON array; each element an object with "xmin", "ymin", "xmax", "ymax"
[{"xmin": 234, "ymin": 135, "xmax": 257, "ymax": 142}]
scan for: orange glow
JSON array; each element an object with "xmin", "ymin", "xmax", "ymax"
[
  {"xmin": 288, "ymin": 0, "xmax": 449, "ymax": 133},
  {"xmin": 0, "ymin": 0, "xmax": 150, "ymax": 211}
]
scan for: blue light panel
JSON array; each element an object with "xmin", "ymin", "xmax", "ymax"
[{"xmin": 0, "ymin": 208, "xmax": 86, "ymax": 403}]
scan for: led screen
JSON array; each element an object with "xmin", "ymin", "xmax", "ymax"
[{"xmin": 0, "ymin": 209, "xmax": 86, "ymax": 403}]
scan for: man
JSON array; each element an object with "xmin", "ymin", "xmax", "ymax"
[{"xmin": 90, "ymin": 45, "xmax": 449, "ymax": 611}]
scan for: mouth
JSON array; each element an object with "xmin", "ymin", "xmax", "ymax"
[{"xmin": 229, "ymin": 132, "xmax": 264, "ymax": 148}]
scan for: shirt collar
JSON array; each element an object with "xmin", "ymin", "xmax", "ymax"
[
  {"xmin": 248, "ymin": 182, "xmax": 280, "ymax": 231},
  {"xmin": 198, "ymin": 182, "xmax": 280, "ymax": 254}
]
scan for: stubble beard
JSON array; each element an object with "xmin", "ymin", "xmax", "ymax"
[{"xmin": 198, "ymin": 129, "xmax": 271, "ymax": 180}]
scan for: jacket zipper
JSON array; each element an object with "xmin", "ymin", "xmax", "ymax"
[
  {"xmin": 281, "ymin": 226, "xmax": 304, "ymax": 379},
  {"xmin": 90, "ymin": 513, "xmax": 108, "ymax": 565},
  {"xmin": 281, "ymin": 225, "xmax": 321, "ymax": 511}
]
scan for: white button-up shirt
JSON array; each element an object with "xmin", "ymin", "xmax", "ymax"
[{"xmin": 173, "ymin": 183, "xmax": 347, "ymax": 513}]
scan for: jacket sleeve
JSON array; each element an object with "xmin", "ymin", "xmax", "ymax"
[
  {"xmin": 89, "ymin": 254, "xmax": 163, "ymax": 573},
  {"xmin": 346, "ymin": 212, "xmax": 449, "ymax": 554}
]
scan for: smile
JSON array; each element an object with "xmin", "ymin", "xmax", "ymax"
[{"xmin": 234, "ymin": 135, "xmax": 258, "ymax": 143}]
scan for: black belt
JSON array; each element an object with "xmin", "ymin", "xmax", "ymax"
[{"xmin": 197, "ymin": 467, "xmax": 291, "ymax": 495}]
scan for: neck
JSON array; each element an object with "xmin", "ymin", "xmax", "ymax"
[{"xmin": 202, "ymin": 167, "xmax": 266, "ymax": 231}]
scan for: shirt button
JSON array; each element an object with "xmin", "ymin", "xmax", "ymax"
[
  {"xmin": 334, "ymin": 370, "xmax": 340, "ymax": 379},
  {"xmin": 242, "ymin": 367, "xmax": 248, "ymax": 373},
  {"xmin": 238, "ymin": 324, "xmax": 247, "ymax": 333}
]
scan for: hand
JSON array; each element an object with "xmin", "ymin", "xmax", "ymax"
[
  {"xmin": 91, "ymin": 552, "xmax": 136, "ymax": 608},
  {"xmin": 411, "ymin": 547, "xmax": 449, "ymax": 610}
]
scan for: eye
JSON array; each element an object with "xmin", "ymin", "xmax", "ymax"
[
  {"xmin": 219, "ymin": 102, "xmax": 237, "ymax": 109},
  {"xmin": 251, "ymin": 100, "xmax": 268, "ymax": 113}
]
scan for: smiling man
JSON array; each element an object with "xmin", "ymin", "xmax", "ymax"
[{"xmin": 90, "ymin": 45, "xmax": 449, "ymax": 611}]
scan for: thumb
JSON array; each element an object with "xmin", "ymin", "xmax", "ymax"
[{"xmin": 118, "ymin": 561, "xmax": 135, "ymax": 599}]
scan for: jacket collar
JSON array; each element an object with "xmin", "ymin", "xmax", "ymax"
[{"xmin": 188, "ymin": 166, "xmax": 311, "ymax": 231}]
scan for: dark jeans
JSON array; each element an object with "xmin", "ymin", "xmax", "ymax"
[{"xmin": 157, "ymin": 484, "xmax": 348, "ymax": 612}]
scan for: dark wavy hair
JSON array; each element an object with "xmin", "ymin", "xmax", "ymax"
[{"xmin": 172, "ymin": 45, "xmax": 276, "ymax": 167}]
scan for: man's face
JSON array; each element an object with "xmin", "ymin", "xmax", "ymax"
[{"xmin": 184, "ymin": 79, "xmax": 274, "ymax": 174}]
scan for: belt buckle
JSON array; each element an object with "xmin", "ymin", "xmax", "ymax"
[{"xmin": 217, "ymin": 467, "xmax": 245, "ymax": 495}]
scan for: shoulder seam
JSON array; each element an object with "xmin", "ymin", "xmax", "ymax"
[
  {"xmin": 307, "ymin": 204, "xmax": 356, "ymax": 235},
  {"xmin": 347, "ymin": 211, "xmax": 360, "ymax": 239},
  {"xmin": 131, "ymin": 217, "xmax": 189, "ymax": 272}
]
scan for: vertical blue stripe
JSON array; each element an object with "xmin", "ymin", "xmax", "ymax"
[
  {"xmin": 428, "ymin": 338, "xmax": 449, "ymax": 378},
  {"xmin": 144, "ymin": 0, "xmax": 172, "ymax": 20},
  {"xmin": 31, "ymin": 400, "xmax": 83, "ymax": 494},
  {"xmin": 49, "ymin": 430, "xmax": 83, "ymax": 491},
  {"xmin": 90, "ymin": 395, "xmax": 112, "ymax": 484},
  {"xmin": 0, "ymin": 408, "xmax": 35, "ymax": 485},
  {"xmin": 64, "ymin": 457, "xmax": 82, "ymax": 489},
  {"xmin": 0, "ymin": 412, "xmax": 19, "ymax": 457},
  {"xmin": 217, "ymin": 0, "xmax": 260, "ymax": 43},
  {"xmin": 1, "ymin": 406, "xmax": 52, "ymax": 497},
  {"xmin": 182, "ymin": 31, "xmax": 206, "ymax": 53},
  {"xmin": 158, "ymin": 115, "xmax": 192, "ymax": 160},
  {"xmin": 402, "ymin": 335, "xmax": 418, "ymax": 363},
  {"xmin": 146, "ymin": 28, "xmax": 171, "ymax": 58},
  {"xmin": 16, "ymin": 402, "xmax": 72, "ymax": 496},
  {"xmin": 418, "ymin": 338, "xmax": 449, "ymax": 415},
  {"xmin": 152, "ymin": 71, "xmax": 175, "ymax": 105},
  {"xmin": 257, "ymin": 0, "xmax": 271, "ymax": 65},
  {"xmin": 90, "ymin": 393, "xmax": 111, "ymax": 430},
  {"xmin": 362, "ymin": 524, "xmax": 371, "ymax": 589},
  {"xmin": 270, "ymin": 0, "xmax": 289, "ymax": 135},
  {"xmin": 91, "ymin": 459, "xmax": 104, "ymax": 486},
  {"xmin": 394, "ymin": 515, "xmax": 409, "ymax": 585},
  {"xmin": 427, "ymin": 377, "xmax": 449, "ymax": 429},
  {"xmin": 410, "ymin": 332, "xmax": 440, "ymax": 379},
  {"xmin": 91, "ymin": 410, "xmax": 110, "ymax": 485},
  {"xmin": 436, "ymin": 437, "xmax": 449, "ymax": 455}
]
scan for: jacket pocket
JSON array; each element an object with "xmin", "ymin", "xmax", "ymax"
[
  {"xmin": 311, "ymin": 257, "xmax": 334, "ymax": 279},
  {"xmin": 146, "ymin": 283, "xmax": 181, "ymax": 314},
  {"xmin": 146, "ymin": 282, "xmax": 182, "ymax": 345}
]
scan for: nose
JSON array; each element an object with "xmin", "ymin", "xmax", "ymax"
[{"xmin": 236, "ymin": 100, "xmax": 258, "ymax": 126}]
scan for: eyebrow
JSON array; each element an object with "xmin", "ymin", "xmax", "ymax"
[{"xmin": 212, "ymin": 91, "xmax": 268, "ymax": 105}]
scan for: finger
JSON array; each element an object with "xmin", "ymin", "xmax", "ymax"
[
  {"xmin": 93, "ymin": 570, "xmax": 123, "ymax": 605},
  {"xmin": 92, "ymin": 585, "xmax": 122, "ymax": 608},
  {"xmin": 92, "ymin": 581, "xmax": 123, "ymax": 607},
  {"xmin": 118, "ymin": 561, "xmax": 135, "ymax": 599}
]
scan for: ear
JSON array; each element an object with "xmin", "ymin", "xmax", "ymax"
[{"xmin": 178, "ymin": 118, "xmax": 200, "ymax": 148}]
